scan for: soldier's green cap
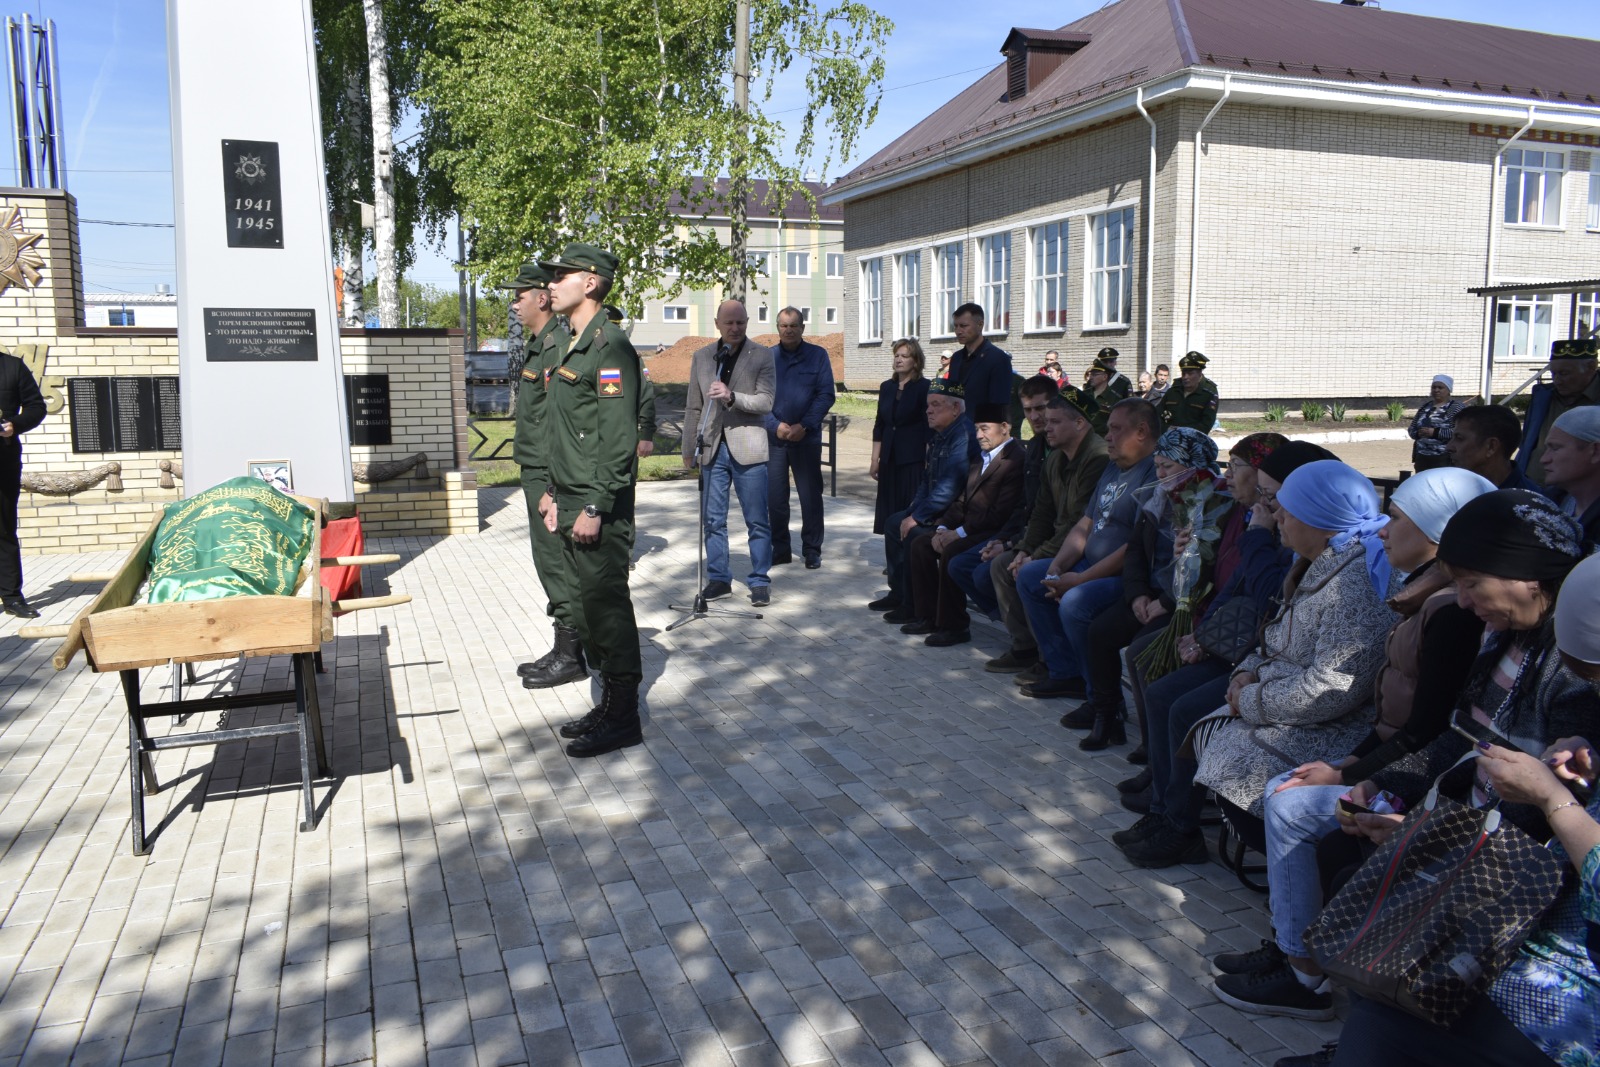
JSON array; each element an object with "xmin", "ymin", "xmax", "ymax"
[
  {"xmin": 1551, "ymin": 338, "xmax": 1599, "ymax": 360},
  {"xmin": 1097, "ymin": 346, "xmax": 1120, "ymax": 361},
  {"xmin": 604, "ymin": 304, "xmax": 625, "ymax": 323},
  {"xmin": 1090, "ymin": 357, "xmax": 1113, "ymax": 374},
  {"xmin": 1179, "ymin": 350, "xmax": 1209, "ymax": 371},
  {"xmin": 928, "ymin": 377, "xmax": 965, "ymax": 399},
  {"xmin": 494, "ymin": 261, "xmax": 554, "ymax": 291},
  {"xmin": 539, "ymin": 241, "xmax": 618, "ymax": 281},
  {"xmin": 1060, "ymin": 386, "xmax": 1098, "ymax": 423}
]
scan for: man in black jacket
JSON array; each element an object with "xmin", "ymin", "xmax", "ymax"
[{"xmin": 1, "ymin": 349, "xmax": 47, "ymax": 617}]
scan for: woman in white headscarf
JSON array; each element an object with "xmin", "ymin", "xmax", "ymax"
[{"xmin": 1408, "ymin": 374, "xmax": 1466, "ymax": 472}]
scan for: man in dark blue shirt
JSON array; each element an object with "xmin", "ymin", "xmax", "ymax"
[
  {"xmin": 764, "ymin": 307, "xmax": 836, "ymax": 568},
  {"xmin": 943, "ymin": 302, "xmax": 1014, "ymax": 408}
]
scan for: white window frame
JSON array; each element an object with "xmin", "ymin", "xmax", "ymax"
[
  {"xmin": 1085, "ymin": 207, "xmax": 1135, "ymax": 330},
  {"xmin": 663, "ymin": 305, "xmax": 689, "ymax": 322},
  {"xmin": 825, "ymin": 306, "xmax": 838, "ymax": 324},
  {"xmin": 894, "ymin": 250, "xmax": 921, "ymax": 339},
  {"xmin": 826, "ymin": 253, "xmax": 844, "ymax": 278},
  {"xmin": 932, "ymin": 241, "xmax": 963, "ymax": 339},
  {"xmin": 786, "ymin": 250, "xmax": 812, "ymax": 277},
  {"xmin": 799, "ymin": 307, "xmax": 811, "ymax": 323},
  {"xmin": 1025, "ymin": 219, "xmax": 1069, "ymax": 333},
  {"xmin": 1492, "ymin": 292, "xmax": 1555, "ymax": 362},
  {"xmin": 858, "ymin": 258, "xmax": 883, "ymax": 343},
  {"xmin": 1503, "ymin": 148, "xmax": 1565, "ymax": 227},
  {"xmin": 1577, "ymin": 291, "xmax": 1599, "ymax": 339},
  {"xmin": 746, "ymin": 250, "xmax": 773, "ymax": 276},
  {"xmin": 756, "ymin": 304, "xmax": 769, "ymax": 324},
  {"xmin": 1588, "ymin": 173, "xmax": 1600, "ymax": 232},
  {"xmin": 977, "ymin": 232, "xmax": 1011, "ymax": 335}
]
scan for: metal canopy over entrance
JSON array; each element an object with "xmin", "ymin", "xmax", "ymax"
[{"xmin": 1466, "ymin": 278, "xmax": 1600, "ymax": 403}]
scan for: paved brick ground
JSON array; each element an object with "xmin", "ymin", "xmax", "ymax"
[{"xmin": 0, "ymin": 483, "xmax": 1343, "ymax": 1066}]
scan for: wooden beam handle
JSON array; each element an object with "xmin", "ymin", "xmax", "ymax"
[
  {"xmin": 67, "ymin": 571, "xmax": 118, "ymax": 583},
  {"xmin": 18, "ymin": 625, "xmax": 71, "ymax": 639},
  {"xmin": 332, "ymin": 594, "xmax": 412, "ymax": 614},
  {"xmin": 320, "ymin": 554, "xmax": 402, "ymax": 567}
]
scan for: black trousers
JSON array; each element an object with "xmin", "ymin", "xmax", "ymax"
[
  {"xmin": 768, "ymin": 438, "xmax": 824, "ymax": 561},
  {"xmin": 1330, "ymin": 995, "xmax": 1539, "ymax": 1067},
  {"xmin": 0, "ymin": 451, "xmax": 21, "ymax": 599},
  {"xmin": 1086, "ymin": 599, "xmax": 1165, "ymax": 711}
]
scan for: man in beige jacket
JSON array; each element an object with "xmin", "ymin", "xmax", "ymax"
[{"xmin": 683, "ymin": 299, "xmax": 776, "ymax": 605}]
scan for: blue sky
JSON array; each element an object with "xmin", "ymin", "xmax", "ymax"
[{"xmin": 11, "ymin": 0, "xmax": 1593, "ymax": 296}]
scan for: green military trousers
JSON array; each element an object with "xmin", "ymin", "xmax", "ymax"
[
  {"xmin": 521, "ymin": 468, "xmax": 577, "ymax": 628},
  {"xmin": 560, "ymin": 515, "xmax": 642, "ymax": 685}
]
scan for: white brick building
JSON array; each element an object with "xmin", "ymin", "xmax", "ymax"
[{"xmin": 827, "ymin": 0, "xmax": 1600, "ymax": 405}]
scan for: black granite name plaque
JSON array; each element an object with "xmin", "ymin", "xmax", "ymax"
[
  {"xmin": 67, "ymin": 376, "xmax": 182, "ymax": 454},
  {"xmin": 221, "ymin": 139, "xmax": 284, "ymax": 249},
  {"xmin": 345, "ymin": 373, "xmax": 393, "ymax": 447},
  {"xmin": 204, "ymin": 307, "xmax": 318, "ymax": 362}
]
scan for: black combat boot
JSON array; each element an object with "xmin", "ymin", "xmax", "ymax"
[
  {"xmin": 558, "ymin": 686, "xmax": 609, "ymax": 739},
  {"xmin": 521, "ymin": 625, "xmax": 588, "ymax": 689},
  {"xmin": 566, "ymin": 681, "xmax": 643, "ymax": 758}
]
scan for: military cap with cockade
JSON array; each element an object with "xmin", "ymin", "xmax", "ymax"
[{"xmin": 539, "ymin": 242, "xmax": 619, "ymax": 281}]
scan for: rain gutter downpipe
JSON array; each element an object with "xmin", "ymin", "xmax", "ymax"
[
  {"xmin": 1187, "ymin": 74, "xmax": 1231, "ymax": 353},
  {"xmin": 1481, "ymin": 105, "xmax": 1537, "ymax": 404},
  {"xmin": 1134, "ymin": 87, "xmax": 1156, "ymax": 375}
]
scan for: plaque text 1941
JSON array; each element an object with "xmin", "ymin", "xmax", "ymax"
[{"xmin": 221, "ymin": 139, "xmax": 284, "ymax": 249}]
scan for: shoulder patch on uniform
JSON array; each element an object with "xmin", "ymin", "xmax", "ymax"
[
  {"xmin": 556, "ymin": 366, "xmax": 580, "ymax": 383},
  {"xmin": 599, "ymin": 368, "xmax": 623, "ymax": 397},
  {"xmin": 521, "ymin": 368, "xmax": 540, "ymax": 382}
]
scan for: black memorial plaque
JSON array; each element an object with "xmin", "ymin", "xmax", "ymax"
[
  {"xmin": 68, "ymin": 376, "xmax": 182, "ymax": 454},
  {"xmin": 221, "ymin": 139, "xmax": 284, "ymax": 249},
  {"xmin": 204, "ymin": 307, "xmax": 318, "ymax": 362},
  {"xmin": 345, "ymin": 373, "xmax": 393, "ymax": 447}
]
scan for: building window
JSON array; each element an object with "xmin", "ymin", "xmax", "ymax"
[
  {"xmin": 663, "ymin": 305, "xmax": 689, "ymax": 322},
  {"xmin": 108, "ymin": 308, "xmax": 136, "ymax": 326},
  {"xmin": 933, "ymin": 241, "xmax": 963, "ymax": 337},
  {"xmin": 747, "ymin": 251, "xmax": 773, "ymax": 276},
  {"xmin": 1577, "ymin": 291, "xmax": 1599, "ymax": 338},
  {"xmin": 858, "ymin": 258, "xmax": 882, "ymax": 343},
  {"xmin": 1027, "ymin": 221, "xmax": 1068, "ymax": 331},
  {"xmin": 894, "ymin": 251, "xmax": 920, "ymax": 338},
  {"xmin": 826, "ymin": 253, "xmax": 844, "ymax": 278},
  {"xmin": 1503, "ymin": 148, "xmax": 1564, "ymax": 226},
  {"xmin": 799, "ymin": 307, "xmax": 811, "ymax": 322},
  {"xmin": 786, "ymin": 251, "xmax": 811, "ymax": 277},
  {"xmin": 1493, "ymin": 294, "xmax": 1554, "ymax": 360},
  {"xmin": 1086, "ymin": 208, "xmax": 1134, "ymax": 329},
  {"xmin": 825, "ymin": 307, "xmax": 838, "ymax": 324},
  {"xmin": 1588, "ymin": 174, "xmax": 1599, "ymax": 231},
  {"xmin": 978, "ymin": 233, "xmax": 1010, "ymax": 333},
  {"xmin": 756, "ymin": 304, "xmax": 769, "ymax": 323}
]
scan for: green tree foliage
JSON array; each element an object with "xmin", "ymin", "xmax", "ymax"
[
  {"xmin": 362, "ymin": 277, "xmax": 509, "ymax": 337},
  {"xmin": 415, "ymin": 0, "xmax": 890, "ymax": 311}
]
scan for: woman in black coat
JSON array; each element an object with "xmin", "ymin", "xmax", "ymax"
[{"xmin": 871, "ymin": 338, "xmax": 930, "ymax": 534}]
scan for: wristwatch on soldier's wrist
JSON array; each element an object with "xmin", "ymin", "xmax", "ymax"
[
  {"xmin": 583, "ymin": 504, "xmax": 600, "ymax": 519},
  {"xmin": 545, "ymin": 483, "xmax": 557, "ymax": 499}
]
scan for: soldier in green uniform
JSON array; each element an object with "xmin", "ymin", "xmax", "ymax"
[
  {"xmin": 498, "ymin": 263, "xmax": 586, "ymax": 690},
  {"xmin": 1098, "ymin": 347, "xmax": 1133, "ymax": 401},
  {"xmin": 536, "ymin": 242, "xmax": 645, "ymax": 757},
  {"xmin": 1159, "ymin": 350, "xmax": 1220, "ymax": 432}
]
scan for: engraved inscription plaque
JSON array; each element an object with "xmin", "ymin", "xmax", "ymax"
[
  {"xmin": 67, "ymin": 376, "xmax": 183, "ymax": 453},
  {"xmin": 344, "ymin": 374, "xmax": 393, "ymax": 446},
  {"xmin": 221, "ymin": 139, "xmax": 284, "ymax": 248},
  {"xmin": 203, "ymin": 307, "xmax": 318, "ymax": 362}
]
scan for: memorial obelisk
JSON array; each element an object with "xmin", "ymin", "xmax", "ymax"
[{"xmin": 166, "ymin": 0, "xmax": 354, "ymax": 500}]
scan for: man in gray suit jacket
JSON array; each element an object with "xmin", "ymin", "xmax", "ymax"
[{"xmin": 682, "ymin": 299, "xmax": 777, "ymax": 605}]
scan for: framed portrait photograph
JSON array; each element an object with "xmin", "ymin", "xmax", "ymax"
[{"xmin": 247, "ymin": 460, "xmax": 294, "ymax": 493}]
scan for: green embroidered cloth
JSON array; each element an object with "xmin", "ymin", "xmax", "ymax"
[{"xmin": 145, "ymin": 477, "xmax": 317, "ymax": 604}]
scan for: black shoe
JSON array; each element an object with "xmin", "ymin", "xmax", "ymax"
[
  {"xmin": 1119, "ymin": 787, "xmax": 1152, "ymax": 814},
  {"xmin": 1058, "ymin": 700, "xmax": 1095, "ymax": 725},
  {"xmin": 1123, "ymin": 825, "xmax": 1210, "ymax": 869},
  {"xmin": 1111, "ymin": 812, "xmax": 1167, "ymax": 848},
  {"xmin": 771, "ymin": 553, "xmax": 794, "ymax": 566},
  {"xmin": 1024, "ymin": 678, "xmax": 1085, "ymax": 700},
  {"xmin": 751, "ymin": 586, "xmax": 770, "ymax": 607},
  {"xmin": 985, "ymin": 648, "xmax": 1038, "ymax": 674},
  {"xmin": 2, "ymin": 596, "xmax": 40, "ymax": 619},
  {"xmin": 867, "ymin": 595, "xmax": 900, "ymax": 612},
  {"xmin": 566, "ymin": 682, "xmax": 644, "ymax": 758},
  {"xmin": 900, "ymin": 619, "xmax": 934, "ymax": 635},
  {"xmin": 924, "ymin": 629, "xmax": 970, "ymax": 647},
  {"xmin": 1214, "ymin": 939, "xmax": 1287, "ymax": 976},
  {"xmin": 1116, "ymin": 768, "xmax": 1153, "ymax": 794},
  {"xmin": 1212, "ymin": 961, "xmax": 1334, "ymax": 1021},
  {"xmin": 1013, "ymin": 661, "xmax": 1049, "ymax": 687},
  {"xmin": 883, "ymin": 607, "xmax": 914, "ymax": 624},
  {"xmin": 1080, "ymin": 707, "xmax": 1128, "ymax": 751},
  {"xmin": 1126, "ymin": 743, "xmax": 1148, "ymax": 765},
  {"xmin": 558, "ymin": 697, "xmax": 607, "ymax": 739},
  {"xmin": 1273, "ymin": 1043, "xmax": 1338, "ymax": 1067},
  {"xmin": 518, "ymin": 623, "xmax": 576, "ymax": 678},
  {"xmin": 701, "ymin": 581, "xmax": 733, "ymax": 601},
  {"xmin": 804, "ymin": 557, "xmax": 821, "ymax": 570},
  {"xmin": 521, "ymin": 626, "xmax": 588, "ymax": 689}
]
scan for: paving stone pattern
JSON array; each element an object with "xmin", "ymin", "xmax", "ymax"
[{"xmin": 0, "ymin": 483, "xmax": 1344, "ymax": 1065}]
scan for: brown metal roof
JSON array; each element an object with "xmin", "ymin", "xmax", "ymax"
[
  {"xmin": 668, "ymin": 177, "xmax": 842, "ymax": 224},
  {"xmin": 836, "ymin": 0, "xmax": 1600, "ymax": 192}
]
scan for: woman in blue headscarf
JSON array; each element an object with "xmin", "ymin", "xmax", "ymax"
[{"xmin": 1194, "ymin": 461, "xmax": 1400, "ymax": 823}]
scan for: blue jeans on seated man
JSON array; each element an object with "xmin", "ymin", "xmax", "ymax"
[
  {"xmin": 704, "ymin": 442, "xmax": 771, "ymax": 589},
  {"xmin": 1263, "ymin": 771, "xmax": 1346, "ymax": 960},
  {"xmin": 947, "ymin": 544, "xmax": 999, "ymax": 620},
  {"xmin": 1015, "ymin": 557, "xmax": 1121, "ymax": 680}
]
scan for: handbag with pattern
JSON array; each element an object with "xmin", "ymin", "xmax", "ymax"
[
  {"xmin": 1192, "ymin": 596, "xmax": 1261, "ymax": 666},
  {"xmin": 1303, "ymin": 763, "xmax": 1566, "ymax": 1026}
]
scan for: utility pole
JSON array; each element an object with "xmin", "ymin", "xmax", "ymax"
[{"xmin": 728, "ymin": 0, "xmax": 751, "ymax": 301}]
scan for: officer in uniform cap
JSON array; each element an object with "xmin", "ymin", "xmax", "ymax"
[
  {"xmin": 1097, "ymin": 347, "xmax": 1132, "ymax": 400},
  {"xmin": 1159, "ymin": 350, "xmax": 1219, "ymax": 432},
  {"xmin": 535, "ymin": 242, "xmax": 646, "ymax": 757},
  {"xmin": 494, "ymin": 262, "xmax": 583, "ymax": 689}
]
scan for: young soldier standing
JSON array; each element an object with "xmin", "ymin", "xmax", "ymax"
[{"xmin": 537, "ymin": 243, "xmax": 645, "ymax": 757}]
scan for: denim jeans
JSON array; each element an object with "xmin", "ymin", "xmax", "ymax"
[
  {"xmin": 1263, "ymin": 773, "xmax": 1345, "ymax": 958},
  {"xmin": 704, "ymin": 443, "xmax": 771, "ymax": 589},
  {"xmin": 947, "ymin": 544, "xmax": 998, "ymax": 620},
  {"xmin": 767, "ymin": 437, "xmax": 824, "ymax": 561},
  {"xmin": 1015, "ymin": 558, "xmax": 1120, "ymax": 680}
]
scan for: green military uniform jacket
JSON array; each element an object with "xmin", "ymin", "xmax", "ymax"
[
  {"xmin": 638, "ymin": 370, "xmax": 657, "ymax": 446},
  {"xmin": 1016, "ymin": 433, "xmax": 1111, "ymax": 559},
  {"xmin": 1160, "ymin": 376, "xmax": 1220, "ymax": 432},
  {"xmin": 546, "ymin": 312, "xmax": 643, "ymax": 525},
  {"xmin": 512, "ymin": 316, "xmax": 571, "ymax": 478}
]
